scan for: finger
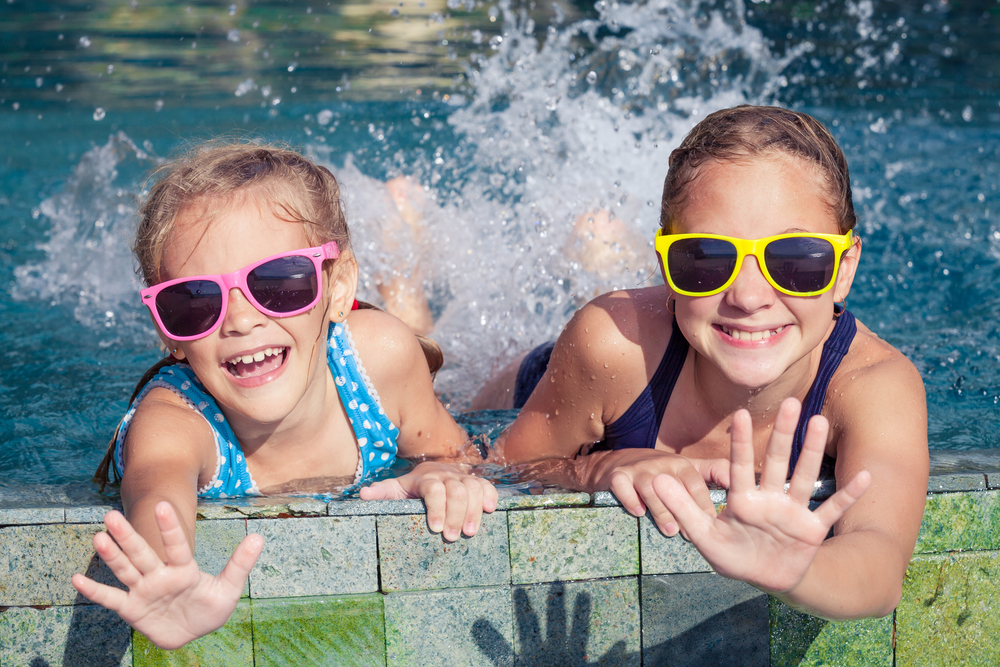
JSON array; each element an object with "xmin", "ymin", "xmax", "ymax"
[
  {"xmin": 651, "ymin": 473, "xmax": 715, "ymax": 543},
  {"xmin": 608, "ymin": 470, "xmax": 646, "ymax": 517},
  {"xmin": 759, "ymin": 398, "xmax": 800, "ymax": 493},
  {"xmin": 441, "ymin": 478, "xmax": 470, "ymax": 542},
  {"xmin": 91, "ymin": 531, "xmax": 142, "ymax": 589},
  {"xmin": 103, "ymin": 510, "xmax": 164, "ymax": 576},
  {"xmin": 154, "ymin": 501, "xmax": 195, "ymax": 568},
  {"xmin": 482, "ymin": 481, "xmax": 499, "ymax": 514},
  {"xmin": 694, "ymin": 457, "xmax": 731, "ymax": 489},
  {"xmin": 640, "ymin": 485, "xmax": 679, "ymax": 537},
  {"xmin": 360, "ymin": 480, "xmax": 406, "ymax": 501},
  {"xmin": 728, "ymin": 409, "xmax": 757, "ymax": 495},
  {"xmin": 419, "ymin": 479, "xmax": 447, "ymax": 534},
  {"xmin": 71, "ymin": 573, "xmax": 129, "ymax": 611},
  {"xmin": 813, "ymin": 470, "xmax": 872, "ymax": 529},
  {"xmin": 461, "ymin": 479, "xmax": 486, "ymax": 537},
  {"xmin": 787, "ymin": 415, "xmax": 830, "ymax": 504},
  {"xmin": 218, "ymin": 533, "xmax": 265, "ymax": 594}
]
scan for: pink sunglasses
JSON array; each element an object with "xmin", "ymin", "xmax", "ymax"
[{"xmin": 141, "ymin": 242, "xmax": 340, "ymax": 341}]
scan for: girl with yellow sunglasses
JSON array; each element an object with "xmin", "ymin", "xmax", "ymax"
[{"xmin": 480, "ymin": 105, "xmax": 928, "ymax": 620}]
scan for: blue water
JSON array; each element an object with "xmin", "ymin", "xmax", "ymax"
[{"xmin": 1, "ymin": 0, "xmax": 998, "ymax": 503}]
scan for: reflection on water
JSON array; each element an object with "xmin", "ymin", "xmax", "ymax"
[{"xmin": 1, "ymin": 0, "xmax": 999, "ymax": 494}]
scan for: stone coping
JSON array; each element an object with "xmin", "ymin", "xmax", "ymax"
[{"xmin": 1, "ymin": 468, "xmax": 998, "ymax": 665}]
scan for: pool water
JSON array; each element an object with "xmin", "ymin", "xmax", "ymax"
[{"xmin": 1, "ymin": 0, "xmax": 998, "ymax": 503}]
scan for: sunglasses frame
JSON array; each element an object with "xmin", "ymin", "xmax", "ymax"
[
  {"xmin": 654, "ymin": 230, "xmax": 855, "ymax": 297},
  {"xmin": 141, "ymin": 242, "xmax": 340, "ymax": 341}
]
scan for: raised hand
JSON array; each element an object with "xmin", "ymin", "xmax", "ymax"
[
  {"xmin": 652, "ymin": 398, "xmax": 871, "ymax": 594},
  {"xmin": 71, "ymin": 501, "xmax": 264, "ymax": 650},
  {"xmin": 360, "ymin": 461, "xmax": 498, "ymax": 541}
]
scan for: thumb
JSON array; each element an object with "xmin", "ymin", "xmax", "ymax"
[
  {"xmin": 694, "ymin": 457, "xmax": 731, "ymax": 489},
  {"xmin": 218, "ymin": 533, "xmax": 264, "ymax": 593},
  {"xmin": 360, "ymin": 479, "xmax": 407, "ymax": 501}
]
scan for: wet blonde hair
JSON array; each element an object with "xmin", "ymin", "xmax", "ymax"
[
  {"xmin": 96, "ymin": 142, "xmax": 443, "ymax": 489},
  {"xmin": 661, "ymin": 105, "xmax": 856, "ymax": 234}
]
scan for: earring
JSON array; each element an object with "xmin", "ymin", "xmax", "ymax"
[
  {"xmin": 338, "ymin": 311, "xmax": 345, "ymax": 318},
  {"xmin": 666, "ymin": 294, "xmax": 676, "ymax": 316}
]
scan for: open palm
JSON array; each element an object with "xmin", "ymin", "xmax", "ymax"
[
  {"xmin": 71, "ymin": 501, "xmax": 263, "ymax": 650},
  {"xmin": 653, "ymin": 398, "xmax": 871, "ymax": 593}
]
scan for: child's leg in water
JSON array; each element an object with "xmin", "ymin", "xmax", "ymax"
[
  {"xmin": 375, "ymin": 176, "xmax": 435, "ymax": 336},
  {"xmin": 566, "ymin": 209, "xmax": 655, "ymax": 294}
]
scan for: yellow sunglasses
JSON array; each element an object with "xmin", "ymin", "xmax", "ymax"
[{"xmin": 654, "ymin": 229, "xmax": 855, "ymax": 297}]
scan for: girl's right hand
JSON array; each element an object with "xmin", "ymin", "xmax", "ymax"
[
  {"xmin": 71, "ymin": 501, "xmax": 263, "ymax": 650},
  {"xmin": 592, "ymin": 449, "xmax": 730, "ymax": 536}
]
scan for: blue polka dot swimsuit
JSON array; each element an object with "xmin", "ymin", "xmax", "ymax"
[{"xmin": 113, "ymin": 322, "xmax": 400, "ymax": 498}]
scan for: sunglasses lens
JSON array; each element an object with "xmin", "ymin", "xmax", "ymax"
[
  {"xmin": 667, "ymin": 238, "xmax": 739, "ymax": 293},
  {"xmin": 246, "ymin": 256, "xmax": 318, "ymax": 313},
  {"xmin": 764, "ymin": 237, "xmax": 836, "ymax": 294},
  {"xmin": 155, "ymin": 280, "xmax": 223, "ymax": 338}
]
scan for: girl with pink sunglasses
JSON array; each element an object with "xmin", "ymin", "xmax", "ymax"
[{"xmin": 72, "ymin": 143, "xmax": 497, "ymax": 649}]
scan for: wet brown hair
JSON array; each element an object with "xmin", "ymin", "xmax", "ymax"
[
  {"xmin": 661, "ymin": 105, "xmax": 856, "ymax": 234},
  {"xmin": 96, "ymin": 142, "xmax": 443, "ymax": 489}
]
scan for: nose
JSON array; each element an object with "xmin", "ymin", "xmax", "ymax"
[
  {"xmin": 221, "ymin": 287, "xmax": 268, "ymax": 335},
  {"xmin": 723, "ymin": 255, "xmax": 776, "ymax": 313}
]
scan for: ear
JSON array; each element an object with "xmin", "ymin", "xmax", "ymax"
[
  {"xmin": 326, "ymin": 250, "xmax": 359, "ymax": 321},
  {"xmin": 832, "ymin": 235, "xmax": 862, "ymax": 303}
]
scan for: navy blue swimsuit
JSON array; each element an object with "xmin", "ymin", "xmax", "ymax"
[{"xmin": 516, "ymin": 310, "xmax": 857, "ymax": 472}]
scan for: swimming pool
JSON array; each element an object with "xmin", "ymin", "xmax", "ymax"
[{"xmin": 1, "ymin": 0, "xmax": 998, "ymax": 503}]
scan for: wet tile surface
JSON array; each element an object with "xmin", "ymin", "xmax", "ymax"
[
  {"xmin": 65, "ymin": 504, "xmax": 123, "ymax": 523},
  {"xmin": 927, "ymin": 473, "xmax": 987, "ymax": 493},
  {"xmin": 0, "ymin": 523, "xmax": 124, "ymax": 605},
  {"xmin": 508, "ymin": 507, "xmax": 638, "ymax": 584},
  {"xmin": 196, "ymin": 497, "xmax": 328, "ymax": 520},
  {"xmin": 248, "ymin": 516, "xmax": 377, "ymax": 598},
  {"xmin": 132, "ymin": 599, "xmax": 253, "ymax": 666},
  {"xmin": 0, "ymin": 506, "xmax": 65, "ymax": 525},
  {"xmin": 0, "ymin": 604, "xmax": 132, "ymax": 667},
  {"xmin": 384, "ymin": 586, "xmax": 513, "ymax": 666},
  {"xmin": 195, "ymin": 519, "xmax": 249, "ymax": 597},
  {"xmin": 252, "ymin": 594, "xmax": 385, "ymax": 667},
  {"xmin": 512, "ymin": 578, "xmax": 640, "ymax": 666},
  {"xmin": 327, "ymin": 497, "xmax": 424, "ymax": 516},
  {"xmin": 641, "ymin": 573, "xmax": 769, "ymax": 667},
  {"xmin": 769, "ymin": 598, "xmax": 892, "ymax": 667},
  {"xmin": 639, "ymin": 515, "xmax": 712, "ymax": 575},
  {"xmin": 913, "ymin": 489, "xmax": 1000, "ymax": 553},
  {"xmin": 497, "ymin": 492, "xmax": 590, "ymax": 510},
  {"xmin": 378, "ymin": 511, "xmax": 509, "ymax": 592},
  {"xmin": 896, "ymin": 551, "xmax": 1000, "ymax": 666}
]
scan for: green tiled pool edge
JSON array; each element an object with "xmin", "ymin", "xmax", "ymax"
[{"xmin": 0, "ymin": 474, "xmax": 994, "ymax": 666}]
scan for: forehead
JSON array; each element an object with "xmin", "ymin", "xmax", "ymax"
[
  {"xmin": 673, "ymin": 156, "xmax": 840, "ymax": 237},
  {"xmin": 161, "ymin": 194, "xmax": 311, "ymax": 280}
]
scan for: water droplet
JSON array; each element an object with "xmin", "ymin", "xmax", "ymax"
[
  {"xmin": 586, "ymin": 71, "xmax": 597, "ymax": 84},
  {"xmin": 93, "ymin": 107, "xmax": 105, "ymax": 121}
]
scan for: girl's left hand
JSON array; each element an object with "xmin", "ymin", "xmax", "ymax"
[
  {"xmin": 651, "ymin": 398, "xmax": 872, "ymax": 594},
  {"xmin": 360, "ymin": 462, "xmax": 498, "ymax": 541}
]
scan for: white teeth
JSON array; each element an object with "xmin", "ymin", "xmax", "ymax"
[
  {"xmin": 253, "ymin": 351, "xmax": 265, "ymax": 362},
  {"xmin": 722, "ymin": 325, "xmax": 785, "ymax": 341},
  {"xmin": 226, "ymin": 347, "xmax": 284, "ymax": 367}
]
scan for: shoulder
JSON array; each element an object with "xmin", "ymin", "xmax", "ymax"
[
  {"xmin": 122, "ymin": 385, "xmax": 219, "ymax": 481},
  {"xmin": 342, "ymin": 308, "xmax": 429, "ymax": 376},
  {"xmin": 828, "ymin": 317, "xmax": 926, "ymax": 411},
  {"xmin": 555, "ymin": 286, "xmax": 673, "ymax": 375}
]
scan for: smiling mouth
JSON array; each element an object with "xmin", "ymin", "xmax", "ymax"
[
  {"xmin": 224, "ymin": 347, "xmax": 288, "ymax": 378},
  {"xmin": 719, "ymin": 325, "xmax": 786, "ymax": 341}
]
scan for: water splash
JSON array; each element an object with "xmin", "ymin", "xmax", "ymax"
[{"xmin": 13, "ymin": 132, "xmax": 157, "ymax": 341}]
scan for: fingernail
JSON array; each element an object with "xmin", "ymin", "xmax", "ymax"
[
  {"xmin": 464, "ymin": 521, "xmax": 478, "ymax": 535},
  {"xmin": 632, "ymin": 505, "xmax": 645, "ymax": 516},
  {"xmin": 665, "ymin": 522, "xmax": 678, "ymax": 536}
]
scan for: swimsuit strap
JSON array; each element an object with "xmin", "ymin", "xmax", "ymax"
[
  {"xmin": 790, "ymin": 309, "xmax": 857, "ymax": 473},
  {"xmin": 605, "ymin": 316, "xmax": 689, "ymax": 450},
  {"xmin": 326, "ymin": 321, "xmax": 400, "ymax": 494}
]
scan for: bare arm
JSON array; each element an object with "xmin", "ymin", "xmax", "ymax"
[
  {"xmin": 655, "ymin": 349, "xmax": 928, "ymax": 619},
  {"xmin": 349, "ymin": 310, "xmax": 498, "ymax": 540},
  {"xmin": 71, "ymin": 388, "xmax": 263, "ymax": 648}
]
